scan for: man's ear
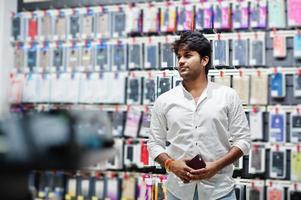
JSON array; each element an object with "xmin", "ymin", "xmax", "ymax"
[{"xmin": 201, "ymin": 56, "xmax": 209, "ymax": 67}]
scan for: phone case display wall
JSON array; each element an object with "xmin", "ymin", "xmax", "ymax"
[
  {"xmin": 13, "ymin": 68, "xmax": 301, "ymax": 105},
  {"xmin": 12, "ymin": 36, "xmax": 179, "ymax": 73},
  {"xmin": 10, "ymin": 70, "xmax": 301, "ymax": 200},
  {"xmin": 10, "ymin": 0, "xmax": 301, "ymax": 52},
  {"xmin": 29, "ymin": 172, "xmax": 301, "ymax": 200},
  {"xmin": 234, "ymin": 179, "xmax": 301, "ymax": 200},
  {"xmin": 10, "ymin": 0, "xmax": 301, "ymax": 200},
  {"xmin": 9, "ymin": 71, "xmax": 180, "ymax": 105},
  {"xmin": 28, "ymin": 171, "xmax": 167, "ymax": 200}
]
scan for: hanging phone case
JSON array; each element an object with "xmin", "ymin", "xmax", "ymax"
[
  {"xmin": 28, "ymin": 18, "xmax": 38, "ymax": 40},
  {"xmin": 233, "ymin": 39, "xmax": 248, "ymax": 66},
  {"xmin": 157, "ymin": 77, "xmax": 172, "ymax": 97},
  {"xmin": 127, "ymin": 77, "xmax": 142, "ymax": 104},
  {"xmin": 70, "ymin": 14, "xmax": 80, "ymax": 39},
  {"xmin": 39, "ymin": 48, "xmax": 51, "ymax": 71},
  {"xmin": 144, "ymin": 43, "xmax": 159, "ymax": 69},
  {"xmin": 27, "ymin": 48, "xmax": 37, "ymax": 71},
  {"xmin": 143, "ymin": 77, "xmax": 157, "ymax": 104},
  {"xmin": 270, "ymin": 149, "xmax": 286, "ymax": 179},
  {"xmin": 250, "ymin": 39, "xmax": 265, "ymax": 66},
  {"xmin": 81, "ymin": 14, "xmax": 94, "ymax": 38},
  {"xmin": 291, "ymin": 113, "xmax": 301, "ymax": 143},
  {"xmin": 53, "ymin": 47, "xmax": 64, "ymax": 71},
  {"xmin": 195, "ymin": 5, "xmax": 204, "ymax": 30},
  {"xmin": 294, "ymin": 34, "xmax": 301, "ymax": 58},
  {"xmin": 128, "ymin": 44, "xmax": 142, "ymax": 70},
  {"xmin": 40, "ymin": 15, "xmax": 53, "ymax": 39},
  {"xmin": 12, "ymin": 16, "xmax": 21, "ymax": 40},
  {"xmin": 249, "ymin": 110, "xmax": 263, "ymax": 140},
  {"xmin": 268, "ymin": 0, "xmax": 286, "ymax": 28},
  {"xmin": 95, "ymin": 43, "xmax": 110, "ymax": 71},
  {"xmin": 96, "ymin": 12, "xmax": 110, "ymax": 38},
  {"xmin": 287, "ymin": 0, "xmax": 301, "ymax": 26},
  {"xmin": 294, "ymin": 74, "xmax": 301, "ymax": 97},
  {"xmin": 269, "ymin": 112, "xmax": 286, "ymax": 143},
  {"xmin": 81, "ymin": 46, "xmax": 93, "ymax": 71},
  {"xmin": 250, "ymin": 74, "xmax": 268, "ymax": 105},
  {"xmin": 291, "ymin": 149, "xmax": 301, "ymax": 181},
  {"xmin": 232, "ymin": 75, "xmax": 250, "ymax": 105},
  {"xmin": 271, "ymin": 72, "xmax": 286, "ymax": 98},
  {"xmin": 160, "ymin": 43, "xmax": 175, "ymax": 69},
  {"xmin": 273, "ymin": 35, "xmax": 287, "ymax": 58},
  {"xmin": 54, "ymin": 15, "xmax": 66, "ymax": 39},
  {"xmin": 112, "ymin": 43, "xmax": 127, "ymax": 71},
  {"xmin": 213, "ymin": 39, "xmax": 229, "ymax": 66}
]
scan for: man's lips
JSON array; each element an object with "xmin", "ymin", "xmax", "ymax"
[{"xmin": 179, "ymin": 66, "xmax": 189, "ymax": 72}]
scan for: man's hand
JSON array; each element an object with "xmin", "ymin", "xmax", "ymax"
[
  {"xmin": 170, "ymin": 160, "xmax": 194, "ymax": 183},
  {"xmin": 189, "ymin": 162, "xmax": 219, "ymax": 180}
]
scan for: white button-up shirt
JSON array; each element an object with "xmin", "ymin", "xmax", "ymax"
[{"xmin": 148, "ymin": 81, "xmax": 251, "ymax": 200}]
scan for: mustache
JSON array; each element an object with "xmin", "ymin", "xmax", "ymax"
[{"xmin": 175, "ymin": 66, "xmax": 189, "ymax": 71}]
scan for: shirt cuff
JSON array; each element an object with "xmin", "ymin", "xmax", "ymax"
[
  {"xmin": 148, "ymin": 145, "xmax": 166, "ymax": 161},
  {"xmin": 233, "ymin": 140, "xmax": 251, "ymax": 155}
]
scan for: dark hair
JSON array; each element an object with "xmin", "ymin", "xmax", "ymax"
[{"xmin": 172, "ymin": 31, "xmax": 212, "ymax": 76}]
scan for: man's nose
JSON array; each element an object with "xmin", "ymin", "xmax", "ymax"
[{"xmin": 178, "ymin": 57, "xmax": 185, "ymax": 65}]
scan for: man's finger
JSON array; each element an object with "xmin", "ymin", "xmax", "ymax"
[
  {"xmin": 190, "ymin": 173, "xmax": 206, "ymax": 180},
  {"xmin": 183, "ymin": 171, "xmax": 191, "ymax": 179},
  {"xmin": 180, "ymin": 175, "xmax": 190, "ymax": 183},
  {"xmin": 191, "ymin": 168, "xmax": 207, "ymax": 173},
  {"xmin": 181, "ymin": 178, "xmax": 190, "ymax": 184},
  {"xmin": 184, "ymin": 167, "xmax": 194, "ymax": 172},
  {"xmin": 190, "ymin": 168, "xmax": 207, "ymax": 175},
  {"xmin": 180, "ymin": 175, "xmax": 190, "ymax": 182}
]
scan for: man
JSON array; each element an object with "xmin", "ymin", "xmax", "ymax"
[{"xmin": 147, "ymin": 31, "xmax": 251, "ymax": 200}]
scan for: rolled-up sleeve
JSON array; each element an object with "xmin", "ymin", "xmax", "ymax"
[
  {"xmin": 228, "ymin": 90, "xmax": 251, "ymax": 155},
  {"xmin": 147, "ymin": 100, "xmax": 168, "ymax": 160}
]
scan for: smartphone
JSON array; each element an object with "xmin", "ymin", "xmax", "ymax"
[{"xmin": 186, "ymin": 155, "xmax": 206, "ymax": 169}]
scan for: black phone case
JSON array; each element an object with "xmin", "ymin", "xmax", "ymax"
[{"xmin": 186, "ymin": 155, "xmax": 206, "ymax": 170}]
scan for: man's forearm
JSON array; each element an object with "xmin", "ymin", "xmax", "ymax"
[
  {"xmin": 155, "ymin": 153, "xmax": 173, "ymax": 168},
  {"xmin": 214, "ymin": 146, "xmax": 244, "ymax": 171},
  {"xmin": 155, "ymin": 153, "xmax": 193, "ymax": 183}
]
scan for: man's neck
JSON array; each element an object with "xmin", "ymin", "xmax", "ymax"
[{"xmin": 183, "ymin": 76, "xmax": 208, "ymax": 98}]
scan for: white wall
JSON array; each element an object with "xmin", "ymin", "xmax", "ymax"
[{"xmin": 0, "ymin": 0, "xmax": 18, "ymax": 118}]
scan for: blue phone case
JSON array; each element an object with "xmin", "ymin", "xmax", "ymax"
[
  {"xmin": 270, "ymin": 113, "xmax": 285, "ymax": 142},
  {"xmin": 271, "ymin": 73, "xmax": 285, "ymax": 98}
]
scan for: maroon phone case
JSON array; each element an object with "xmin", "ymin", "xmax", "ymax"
[{"xmin": 186, "ymin": 155, "xmax": 206, "ymax": 170}]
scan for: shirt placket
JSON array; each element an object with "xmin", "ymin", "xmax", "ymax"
[
  {"xmin": 193, "ymin": 103, "xmax": 199, "ymax": 147},
  {"xmin": 193, "ymin": 94, "xmax": 208, "ymax": 148}
]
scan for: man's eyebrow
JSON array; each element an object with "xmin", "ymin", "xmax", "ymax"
[{"xmin": 178, "ymin": 50, "xmax": 192, "ymax": 54}]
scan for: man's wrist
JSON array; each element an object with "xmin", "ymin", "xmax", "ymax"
[
  {"xmin": 165, "ymin": 158, "xmax": 175, "ymax": 172},
  {"xmin": 213, "ymin": 147, "xmax": 244, "ymax": 171},
  {"xmin": 212, "ymin": 161, "xmax": 221, "ymax": 173}
]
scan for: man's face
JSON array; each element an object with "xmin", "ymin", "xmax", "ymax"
[{"xmin": 176, "ymin": 48, "xmax": 207, "ymax": 81}]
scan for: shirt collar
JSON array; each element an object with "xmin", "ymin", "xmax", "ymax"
[{"xmin": 180, "ymin": 81, "xmax": 212, "ymax": 101}]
